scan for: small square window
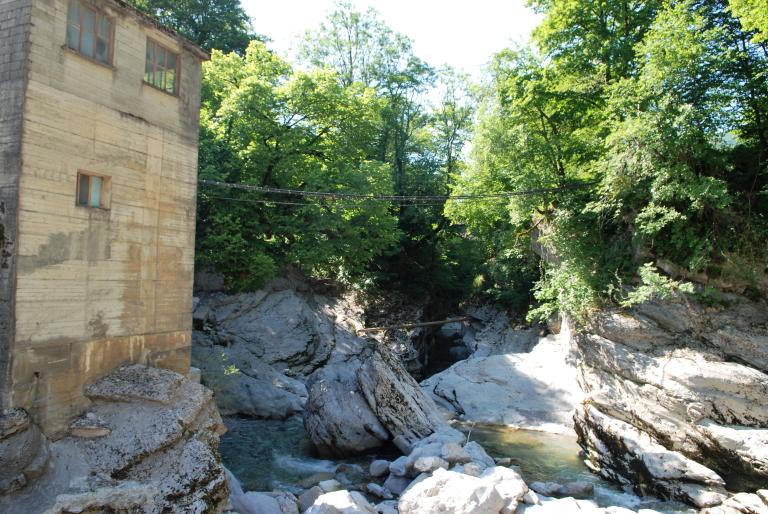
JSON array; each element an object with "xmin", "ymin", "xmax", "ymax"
[{"xmin": 77, "ymin": 172, "xmax": 111, "ymax": 209}]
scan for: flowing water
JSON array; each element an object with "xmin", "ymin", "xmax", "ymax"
[
  {"xmin": 462, "ymin": 423, "xmax": 696, "ymax": 513},
  {"xmin": 221, "ymin": 416, "xmax": 695, "ymax": 513},
  {"xmin": 220, "ymin": 416, "xmax": 391, "ymax": 494}
]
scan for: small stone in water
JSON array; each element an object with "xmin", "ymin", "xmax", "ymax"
[
  {"xmin": 318, "ymin": 479, "xmax": 342, "ymax": 493},
  {"xmin": 495, "ymin": 457, "xmax": 513, "ymax": 466},
  {"xmin": 462, "ymin": 462, "xmax": 483, "ymax": 477},
  {"xmin": 376, "ymin": 500, "xmax": 398, "ymax": 514},
  {"xmin": 383, "ymin": 474, "xmax": 411, "ymax": 496},
  {"xmin": 441, "ymin": 442, "xmax": 471, "ymax": 464},
  {"xmin": 367, "ymin": 483, "xmax": 393, "ymax": 500},
  {"xmin": 530, "ymin": 480, "xmax": 594, "ymax": 499},
  {"xmin": 369, "ymin": 460, "xmax": 390, "ymax": 478},
  {"xmin": 523, "ymin": 490, "xmax": 540, "ymax": 505},
  {"xmin": 413, "ymin": 456, "xmax": 448, "ymax": 473},
  {"xmin": 298, "ymin": 486, "xmax": 323, "ymax": 512},
  {"xmin": 298, "ymin": 472, "xmax": 335, "ymax": 488},
  {"xmin": 389, "ymin": 456, "xmax": 410, "ymax": 477}
]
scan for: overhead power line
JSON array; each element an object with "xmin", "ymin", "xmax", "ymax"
[
  {"xmin": 198, "ymin": 179, "xmax": 594, "ymax": 203},
  {"xmin": 200, "ymin": 195, "xmax": 468, "ymax": 208}
]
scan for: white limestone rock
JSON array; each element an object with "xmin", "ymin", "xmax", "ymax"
[
  {"xmin": 398, "ymin": 469, "xmax": 505, "ymax": 514},
  {"xmin": 421, "ymin": 328, "xmax": 582, "ymax": 433},
  {"xmin": 479, "ymin": 466, "xmax": 527, "ymax": 514},
  {"xmin": 306, "ymin": 490, "xmax": 378, "ymax": 514}
]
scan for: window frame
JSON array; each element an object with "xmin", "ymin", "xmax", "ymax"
[
  {"xmin": 76, "ymin": 172, "xmax": 111, "ymax": 210},
  {"xmin": 143, "ymin": 38, "xmax": 181, "ymax": 96},
  {"xmin": 65, "ymin": 0, "xmax": 115, "ymax": 67}
]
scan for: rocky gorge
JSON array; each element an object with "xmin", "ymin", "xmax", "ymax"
[{"xmin": 189, "ymin": 276, "xmax": 768, "ymax": 514}]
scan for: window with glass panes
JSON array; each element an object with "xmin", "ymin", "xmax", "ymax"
[
  {"xmin": 66, "ymin": 0, "xmax": 114, "ymax": 65},
  {"xmin": 144, "ymin": 39, "xmax": 180, "ymax": 95},
  {"xmin": 77, "ymin": 173, "xmax": 110, "ymax": 209}
]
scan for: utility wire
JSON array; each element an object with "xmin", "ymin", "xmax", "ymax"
[
  {"xmin": 199, "ymin": 194, "xmax": 503, "ymax": 208},
  {"xmin": 198, "ymin": 179, "xmax": 593, "ymax": 202}
]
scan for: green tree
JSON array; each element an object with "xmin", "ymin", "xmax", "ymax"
[
  {"xmin": 197, "ymin": 42, "xmax": 400, "ymax": 290},
  {"xmin": 452, "ymin": 0, "xmax": 768, "ymax": 319},
  {"xmin": 730, "ymin": 0, "xmax": 768, "ymax": 42},
  {"xmin": 125, "ymin": 0, "xmax": 258, "ymax": 53}
]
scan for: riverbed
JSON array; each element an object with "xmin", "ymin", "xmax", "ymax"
[{"xmin": 221, "ymin": 416, "xmax": 695, "ymax": 513}]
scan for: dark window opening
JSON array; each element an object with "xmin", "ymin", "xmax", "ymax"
[{"xmin": 77, "ymin": 172, "xmax": 110, "ymax": 209}]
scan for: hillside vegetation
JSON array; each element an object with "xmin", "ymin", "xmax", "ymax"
[{"xmin": 129, "ymin": 0, "xmax": 768, "ymax": 318}]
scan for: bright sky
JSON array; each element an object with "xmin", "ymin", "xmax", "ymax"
[{"xmin": 241, "ymin": 0, "xmax": 542, "ymax": 77}]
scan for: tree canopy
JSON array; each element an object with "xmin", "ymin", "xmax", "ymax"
[
  {"xmin": 140, "ymin": 0, "xmax": 767, "ymax": 315},
  {"xmin": 450, "ymin": 0, "xmax": 768, "ymax": 318},
  {"xmin": 125, "ymin": 0, "xmax": 258, "ymax": 53}
]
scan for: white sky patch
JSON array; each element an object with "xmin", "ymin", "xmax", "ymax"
[{"xmin": 241, "ymin": 0, "xmax": 542, "ymax": 77}]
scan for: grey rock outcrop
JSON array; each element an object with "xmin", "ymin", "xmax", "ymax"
[
  {"xmin": 193, "ymin": 283, "xmax": 368, "ymax": 420},
  {"xmin": 421, "ymin": 324, "xmax": 581, "ymax": 433},
  {"xmin": 0, "ymin": 409, "xmax": 50, "ymax": 495},
  {"xmin": 192, "ymin": 341, "xmax": 307, "ymax": 419},
  {"xmin": 573, "ymin": 294, "xmax": 768, "ymax": 507},
  {"xmin": 0, "ymin": 365, "xmax": 228, "ymax": 514},
  {"xmin": 304, "ymin": 343, "xmax": 447, "ymax": 456}
]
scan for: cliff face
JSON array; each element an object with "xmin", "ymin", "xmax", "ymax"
[{"xmin": 572, "ymin": 294, "xmax": 768, "ymax": 508}]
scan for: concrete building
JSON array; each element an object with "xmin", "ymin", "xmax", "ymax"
[{"xmin": 0, "ymin": 0, "xmax": 207, "ymax": 437}]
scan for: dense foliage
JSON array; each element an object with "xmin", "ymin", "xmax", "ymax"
[
  {"xmin": 124, "ymin": 0, "xmax": 258, "ymax": 53},
  {"xmin": 132, "ymin": 0, "xmax": 766, "ymax": 316},
  {"xmin": 449, "ymin": 0, "xmax": 768, "ymax": 319},
  {"xmin": 193, "ymin": 4, "xmax": 481, "ymax": 298},
  {"xmin": 196, "ymin": 42, "xmax": 399, "ymax": 291}
]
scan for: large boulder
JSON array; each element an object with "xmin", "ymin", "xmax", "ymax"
[
  {"xmin": 192, "ymin": 341, "xmax": 306, "ymax": 419},
  {"xmin": 0, "ymin": 365, "xmax": 229, "ymax": 514},
  {"xmin": 192, "ymin": 284, "xmax": 369, "ymax": 419},
  {"xmin": 304, "ymin": 360, "xmax": 391, "ymax": 456},
  {"xmin": 573, "ymin": 294, "xmax": 768, "ymax": 507},
  {"xmin": 421, "ymin": 327, "xmax": 581, "ymax": 433},
  {"xmin": 304, "ymin": 344, "xmax": 447, "ymax": 457},
  {"xmin": 194, "ymin": 287, "xmax": 366, "ymax": 377}
]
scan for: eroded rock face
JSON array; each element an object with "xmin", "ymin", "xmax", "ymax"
[
  {"xmin": 0, "ymin": 409, "xmax": 50, "ymax": 495},
  {"xmin": 574, "ymin": 294, "xmax": 768, "ymax": 507},
  {"xmin": 304, "ymin": 358, "xmax": 391, "ymax": 456},
  {"xmin": 0, "ymin": 365, "xmax": 228, "ymax": 514},
  {"xmin": 304, "ymin": 344, "xmax": 447, "ymax": 457},
  {"xmin": 421, "ymin": 324, "xmax": 582, "ymax": 433},
  {"xmin": 192, "ymin": 283, "xmax": 368, "ymax": 420}
]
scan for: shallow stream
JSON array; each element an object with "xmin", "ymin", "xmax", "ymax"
[
  {"xmin": 461, "ymin": 423, "xmax": 695, "ymax": 513},
  {"xmin": 221, "ymin": 416, "xmax": 695, "ymax": 513}
]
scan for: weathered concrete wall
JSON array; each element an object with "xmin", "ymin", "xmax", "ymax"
[
  {"xmin": 0, "ymin": 0, "xmax": 31, "ymax": 409},
  {"xmin": 6, "ymin": 0, "xmax": 204, "ymax": 436}
]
